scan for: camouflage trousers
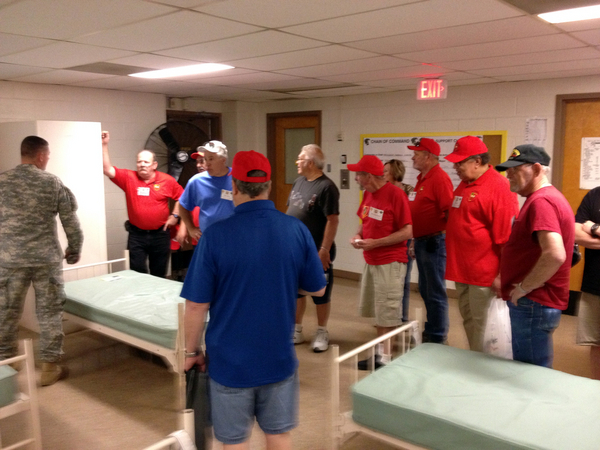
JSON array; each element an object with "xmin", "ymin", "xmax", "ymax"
[{"xmin": 0, "ymin": 265, "xmax": 65, "ymax": 362}]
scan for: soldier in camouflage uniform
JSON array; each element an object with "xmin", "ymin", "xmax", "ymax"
[{"xmin": 0, "ymin": 135, "xmax": 83, "ymax": 386}]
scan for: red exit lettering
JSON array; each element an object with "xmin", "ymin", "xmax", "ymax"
[{"xmin": 417, "ymin": 79, "xmax": 448, "ymax": 100}]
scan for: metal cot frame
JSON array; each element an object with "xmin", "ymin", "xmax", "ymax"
[
  {"xmin": 330, "ymin": 320, "xmax": 427, "ymax": 450},
  {"xmin": 0, "ymin": 339, "xmax": 42, "ymax": 450}
]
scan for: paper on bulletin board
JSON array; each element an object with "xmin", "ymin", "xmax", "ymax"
[
  {"xmin": 525, "ymin": 118, "xmax": 547, "ymax": 147},
  {"xmin": 362, "ymin": 135, "xmax": 482, "ymax": 190},
  {"xmin": 580, "ymin": 137, "xmax": 600, "ymax": 190}
]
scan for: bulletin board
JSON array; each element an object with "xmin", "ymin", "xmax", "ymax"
[{"xmin": 361, "ymin": 131, "xmax": 508, "ymax": 189}]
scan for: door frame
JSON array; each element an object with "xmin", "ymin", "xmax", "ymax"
[
  {"xmin": 266, "ymin": 110, "xmax": 322, "ymax": 207},
  {"xmin": 552, "ymin": 92, "xmax": 600, "ymax": 190}
]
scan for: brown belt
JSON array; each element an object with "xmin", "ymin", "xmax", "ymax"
[{"xmin": 415, "ymin": 231, "xmax": 445, "ymax": 241}]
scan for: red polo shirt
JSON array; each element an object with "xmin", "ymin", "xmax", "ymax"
[
  {"xmin": 408, "ymin": 164, "xmax": 454, "ymax": 238},
  {"xmin": 111, "ymin": 167, "xmax": 183, "ymax": 230},
  {"xmin": 357, "ymin": 183, "xmax": 412, "ymax": 265},
  {"xmin": 446, "ymin": 167, "xmax": 518, "ymax": 286}
]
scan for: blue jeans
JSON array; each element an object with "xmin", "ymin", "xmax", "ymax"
[
  {"xmin": 402, "ymin": 239, "xmax": 414, "ymax": 322},
  {"xmin": 508, "ymin": 297, "xmax": 562, "ymax": 368},
  {"xmin": 414, "ymin": 234, "xmax": 449, "ymax": 343}
]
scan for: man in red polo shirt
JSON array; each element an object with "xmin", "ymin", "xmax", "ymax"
[
  {"xmin": 102, "ymin": 131, "xmax": 183, "ymax": 278},
  {"xmin": 349, "ymin": 155, "xmax": 412, "ymax": 369},
  {"xmin": 407, "ymin": 138, "xmax": 454, "ymax": 344},
  {"xmin": 497, "ymin": 144, "xmax": 574, "ymax": 367},
  {"xmin": 445, "ymin": 136, "xmax": 519, "ymax": 352}
]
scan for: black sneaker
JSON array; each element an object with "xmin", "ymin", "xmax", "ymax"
[{"xmin": 357, "ymin": 355, "xmax": 385, "ymax": 371}]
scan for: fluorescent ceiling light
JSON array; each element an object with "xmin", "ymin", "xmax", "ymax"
[
  {"xmin": 538, "ymin": 4, "xmax": 600, "ymax": 23},
  {"xmin": 129, "ymin": 63, "xmax": 234, "ymax": 79}
]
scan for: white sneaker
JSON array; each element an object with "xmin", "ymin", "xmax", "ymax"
[
  {"xmin": 293, "ymin": 327, "xmax": 305, "ymax": 344},
  {"xmin": 311, "ymin": 329, "xmax": 329, "ymax": 353}
]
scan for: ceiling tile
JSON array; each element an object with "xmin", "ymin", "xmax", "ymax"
[
  {"xmin": 276, "ymin": 56, "xmax": 416, "ymax": 78},
  {"xmin": 0, "ymin": 63, "xmax": 48, "ymax": 79},
  {"xmin": 441, "ymin": 47, "xmax": 600, "ymax": 71},
  {"xmin": 0, "ymin": 33, "xmax": 55, "ymax": 57},
  {"xmin": 0, "ymin": 0, "xmax": 176, "ymax": 40},
  {"xmin": 321, "ymin": 65, "xmax": 454, "ymax": 83},
  {"xmin": 228, "ymin": 45, "xmax": 377, "ymax": 71},
  {"xmin": 192, "ymin": 72, "xmax": 301, "ymax": 86},
  {"xmin": 157, "ymin": 30, "xmax": 326, "ymax": 62},
  {"xmin": 73, "ymin": 10, "xmax": 262, "ymax": 52},
  {"xmin": 281, "ymin": 0, "xmax": 522, "ymax": 43},
  {"xmin": 469, "ymin": 58, "xmax": 600, "ymax": 77},
  {"xmin": 194, "ymin": 0, "xmax": 417, "ymax": 28},
  {"xmin": 107, "ymin": 54, "xmax": 203, "ymax": 70},
  {"xmin": 397, "ymin": 34, "xmax": 587, "ymax": 64},
  {"xmin": 0, "ymin": 42, "xmax": 135, "ymax": 68},
  {"xmin": 572, "ymin": 29, "xmax": 600, "ymax": 46},
  {"xmin": 552, "ymin": 18, "xmax": 600, "ymax": 33},
  {"xmin": 346, "ymin": 16, "xmax": 558, "ymax": 54},
  {"xmin": 10, "ymin": 69, "xmax": 116, "ymax": 84}
]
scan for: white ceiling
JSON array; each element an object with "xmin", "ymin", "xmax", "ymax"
[{"xmin": 0, "ymin": 0, "xmax": 599, "ymax": 102}]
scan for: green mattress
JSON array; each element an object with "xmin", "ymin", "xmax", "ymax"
[
  {"xmin": 352, "ymin": 343, "xmax": 600, "ymax": 450},
  {"xmin": 64, "ymin": 270, "xmax": 184, "ymax": 350},
  {"xmin": 0, "ymin": 365, "xmax": 17, "ymax": 407}
]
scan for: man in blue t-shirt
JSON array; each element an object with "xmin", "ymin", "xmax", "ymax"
[
  {"xmin": 182, "ymin": 150, "xmax": 326, "ymax": 449},
  {"xmin": 178, "ymin": 140, "xmax": 235, "ymax": 242}
]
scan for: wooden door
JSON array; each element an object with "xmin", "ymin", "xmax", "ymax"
[
  {"xmin": 554, "ymin": 95, "xmax": 600, "ymax": 291},
  {"xmin": 267, "ymin": 112, "xmax": 321, "ymax": 212}
]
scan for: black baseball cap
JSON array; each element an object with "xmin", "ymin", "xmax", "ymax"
[{"xmin": 496, "ymin": 144, "xmax": 550, "ymax": 171}]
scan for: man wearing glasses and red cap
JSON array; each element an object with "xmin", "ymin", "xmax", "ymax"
[
  {"xmin": 444, "ymin": 136, "xmax": 518, "ymax": 353},
  {"xmin": 183, "ymin": 151, "xmax": 326, "ymax": 449},
  {"xmin": 348, "ymin": 155, "xmax": 413, "ymax": 370}
]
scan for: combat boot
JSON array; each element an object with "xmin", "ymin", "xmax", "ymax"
[{"xmin": 41, "ymin": 362, "xmax": 69, "ymax": 386}]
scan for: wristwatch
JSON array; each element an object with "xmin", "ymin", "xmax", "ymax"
[
  {"xmin": 185, "ymin": 349, "xmax": 200, "ymax": 358},
  {"xmin": 591, "ymin": 223, "xmax": 600, "ymax": 238},
  {"xmin": 172, "ymin": 213, "xmax": 180, "ymax": 223}
]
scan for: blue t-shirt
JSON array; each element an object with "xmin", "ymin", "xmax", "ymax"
[
  {"xmin": 179, "ymin": 170, "xmax": 234, "ymax": 232},
  {"xmin": 181, "ymin": 200, "xmax": 326, "ymax": 388}
]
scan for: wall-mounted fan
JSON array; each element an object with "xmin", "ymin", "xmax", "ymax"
[{"xmin": 144, "ymin": 121, "xmax": 209, "ymax": 187}]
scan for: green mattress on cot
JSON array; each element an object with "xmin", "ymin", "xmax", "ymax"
[
  {"xmin": 64, "ymin": 270, "xmax": 184, "ymax": 350},
  {"xmin": 352, "ymin": 343, "xmax": 600, "ymax": 450}
]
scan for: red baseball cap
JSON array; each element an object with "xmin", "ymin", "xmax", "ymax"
[
  {"xmin": 232, "ymin": 150, "xmax": 271, "ymax": 182},
  {"xmin": 347, "ymin": 155, "xmax": 384, "ymax": 176},
  {"xmin": 408, "ymin": 138, "xmax": 440, "ymax": 156},
  {"xmin": 191, "ymin": 150, "xmax": 204, "ymax": 160},
  {"xmin": 445, "ymin": 136, "xmax": 488, "ymax": 163}
]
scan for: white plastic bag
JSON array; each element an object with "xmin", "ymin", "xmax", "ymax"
[{"xmin": 483, "ymin": 297, "xmax": 513, "ymax": 359}]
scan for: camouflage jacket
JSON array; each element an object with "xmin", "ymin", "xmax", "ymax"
[{"xmin": 0, "ymin": 164, "xmax": 83, "ymax": 267}]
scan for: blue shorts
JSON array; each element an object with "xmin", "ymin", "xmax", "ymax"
[
  {"xmin": 298, "ymin": 265, "xmax": 333, "ymax": 305},
  {"xmin": 209, "ymin": 371, "xmax": 299, "ymax": 445}
]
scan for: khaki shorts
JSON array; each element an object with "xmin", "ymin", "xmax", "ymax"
[
  {"xmin": 359, "ymin": 262, "xmax": 406, "ymax": 328},
  {"xmin": 577, "ymin": 292, "xmax": 600, "ymax": 346}
]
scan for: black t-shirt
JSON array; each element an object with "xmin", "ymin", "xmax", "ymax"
[
  {"xmin": 575, "ymin": 186, "xmax": 600, "ymax": 295},
  {"xmin": 286, "ymin": 174, "xmax": 340, "ymax": 260}
]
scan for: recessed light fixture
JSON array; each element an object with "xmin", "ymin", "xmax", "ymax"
[
  {"xmin": 129, "ymin": 63, "xmax": 234, "ymax": 79},
  {"xmin": 538, "ymin": 4, "xmax": 600, "ymax": 23}
]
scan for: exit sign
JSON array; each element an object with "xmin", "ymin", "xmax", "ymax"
[{"xmin": 417, "ymin": 78, "xmax": 447, "ymax": 100}]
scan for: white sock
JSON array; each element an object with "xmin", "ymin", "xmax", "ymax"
[
  {"xmin": 380, "ymin": 353, "xmax": 391, "ymax": 364},
  {"xmin": 295, "ymin": 324, "xmax": 302, "ymax": 332},
  {"xmin": 317, "ymin": 326, "xmax": 327, "ymax": 332}
]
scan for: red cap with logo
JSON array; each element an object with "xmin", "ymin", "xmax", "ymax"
[
  {"xmin": 232, "ymin": 150, "xmax": 271, "ymax": 182},
  {"xmin": 444, "ymin": 136, "xmax": 488, "ymax": 163},
  {"xmin": 407, "ymin": 137, "xmax": 441, "ymax": 156},
  {"xmin": 347, "ymin": 155, "xmax": 384, "ymax": 176}
]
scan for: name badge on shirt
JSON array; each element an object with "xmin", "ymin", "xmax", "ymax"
[
  {"xmin": 452, "ymin": 196, "xmax": 463, "ymax": 208},
  {"xmin": 408, "ymin": 192, "xmax": 416, "ymax": 201},
  {"xmin": 137, "ymin": 187, "xmax": 150, "ymax": 196},
  {"xmin": 368, "ymin": 207, "xmax": 384, "ymax": 221},
  {"xmin": 221, "ymin": 189, "xmax": 233, "ymax": 201}
]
